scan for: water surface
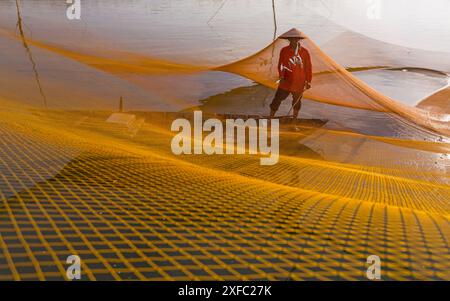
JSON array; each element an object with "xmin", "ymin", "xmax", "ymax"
[{"xmin": 0, "ymin": 0, "xmax": 449, "ymax": 111}]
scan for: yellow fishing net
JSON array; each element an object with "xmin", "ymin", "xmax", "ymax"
[
  {"xmin": 0, "ymin": 23, "xmax": 449, "ymax": 281},
  {"xmin": 217, "ymin": 30, "xmax": 449, "ymax": 136}
]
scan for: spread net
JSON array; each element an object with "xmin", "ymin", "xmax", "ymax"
[
  {"xmin": 216, "ymin": 32, "xmax": 449, "ymax": 136},
  {"xmin": 0, "ymin": 23, "xmax": 449, "ymax": 281}
]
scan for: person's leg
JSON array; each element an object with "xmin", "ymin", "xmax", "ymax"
[
  {"xmin": 291, "ymin": 92, "xmax": 303, "ymax": 119},
  {"xmin": 269, "ymin": 88, "xmax": 290, "ymax": 118}
]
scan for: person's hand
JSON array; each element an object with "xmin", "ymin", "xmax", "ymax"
[
  {"xmin": 279, "ymin": 77, "xmax": 285, "ymax": 84},
  {"xmin": 305, "ymin": 82, "xmax": 311, "ymax": 90}
]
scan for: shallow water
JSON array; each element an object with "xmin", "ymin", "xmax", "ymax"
[
  {"xmin": 354, "ymin": 69, "xmax": 448, "ymax": 106},
  {"xmin": 1, "ymin": 0, "xmax": 449, "ymax": 60},
  {"xmin": 1, "ymin": 1, "xmax": 449, "ymax": 282},
  {"xmin": 0, "ymin": 0, "xmax": 449, "ymax": 110}
]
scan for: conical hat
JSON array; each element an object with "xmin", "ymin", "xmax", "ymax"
[{"xmin": 278, "ymin": 28, "xmax": 307, "ymax": 39}]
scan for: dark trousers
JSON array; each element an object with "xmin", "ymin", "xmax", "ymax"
[{"xmin": 270, "ymin": 88, "xmax": 303, "ymax": 112}]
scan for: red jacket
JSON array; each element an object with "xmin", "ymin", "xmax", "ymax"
[{"xmin": 278, "ymin": 45, "xmax": 312, "ymax": 93}]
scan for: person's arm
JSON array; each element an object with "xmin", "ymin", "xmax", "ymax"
[{"xmin": 278, "ymin": 48, "xmax": 286, "ymax": 80}]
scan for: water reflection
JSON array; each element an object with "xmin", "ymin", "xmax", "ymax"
[{"xmin": 0, "ymin": 0, "xmax": 448, "ymax": 111}]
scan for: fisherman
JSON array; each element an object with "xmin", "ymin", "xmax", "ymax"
[{"xmin": 270, "ymin": 28, "xmax": 312, "ymax": 120}]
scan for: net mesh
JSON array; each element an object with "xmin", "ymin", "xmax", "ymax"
[
  {"xmin": 0, "ymin": 26, "xmax": 449, "ymax": 280},
  {"xmin": 216, "ymin": 32, "xmax": 449, "ymax": 136}
]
